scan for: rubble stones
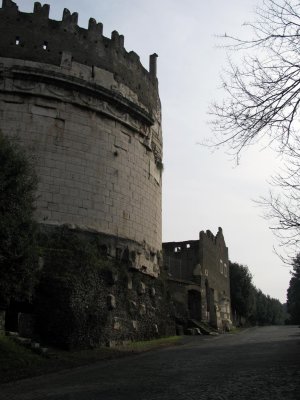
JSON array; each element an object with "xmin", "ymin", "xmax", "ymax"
[
  {"xmin": 107, "ymin": 294, "xmax": 116, "ymax": 310},
  {"xmin": 138, "ymin": 282, "xmax": 146, "ymax": 295}
]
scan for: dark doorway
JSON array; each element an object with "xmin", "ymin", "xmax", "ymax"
[{"xmin": 188, "ymin": 290, "xmax": 202, "ymax": 320}]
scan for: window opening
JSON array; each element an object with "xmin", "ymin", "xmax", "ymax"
[{"xmin": 224, "ymin": 264, "xmax": 227, "ymax": 277}]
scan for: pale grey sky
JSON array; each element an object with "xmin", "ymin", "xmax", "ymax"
[{"xmin": 14, "ymin": 0, "xmax": 291, "ymax": 303}]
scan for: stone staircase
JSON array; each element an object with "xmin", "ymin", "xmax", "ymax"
[
  {"xmin": 188, "ymin": 319, "xmax": 219, "ymax": 335},
  {"xmin": 6, "ymin": 331, "xmax": 49, "ymax": 356}
]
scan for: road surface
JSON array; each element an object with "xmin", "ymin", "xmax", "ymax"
[{"xmin": 1, "ymin": 325, "xmax": 300, "ymax": 400}]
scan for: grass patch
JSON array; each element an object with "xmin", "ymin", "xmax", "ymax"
[
  {"xmin": 118, "ymin": 336, "xmax": 182, "ymax": 352},
  {"xmin": 0, "ymin": 335, "xmax": 181, "ymax": 383},
  {"xmin": 0, "ymin": 335, "xmax": 46, "ymax": 382},
  {"xmin": 0, "ymin": 335, "xmax": 124, "ymax": 383}
]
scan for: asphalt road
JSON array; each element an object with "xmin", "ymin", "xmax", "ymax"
[{"xmin": 1, "ymin": 325, "xmax": 300, "ymax": 400}]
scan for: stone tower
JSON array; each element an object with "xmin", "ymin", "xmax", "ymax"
[
  {"xmin": 0, "ymin": 0, "xmax": 163, "ymax": 277},
  {"xmin": 0, "ymin": 1, "xmax": 172, "ymax": 346}
]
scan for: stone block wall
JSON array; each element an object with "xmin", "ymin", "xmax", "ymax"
[
  {"xmin": 0, "ymin": 1, "xmax": 163, "ymax": 277},
  {"xmin": 200, "ymin": 228, "xmax": 229, "ymax": 295},
  {"xmin": 163, "ymin": 240, "xmax": 199, "ymax": 281},
  {"xmin": 0, "ymin": 1, "xmax": 168, "ymax": 346},
  {"xmin": 199, "ymin": 228, "xmax": 231, "ymax": 327}
]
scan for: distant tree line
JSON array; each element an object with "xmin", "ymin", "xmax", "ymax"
[
  {"xmin": 287, "ymin": 254, "xmax": 300, "ymax": 324},
  {"xmin": 229, "ymin": 262, "xmax": 286, "ymax": 326}
]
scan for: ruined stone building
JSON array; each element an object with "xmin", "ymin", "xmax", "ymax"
[
  {"xmin": 163, "ymin": 228, "xmax": 232, "ymax": 331},
  {"xmin": 0, "ymin": 0, "xmax": 174, "ymax": 347}
]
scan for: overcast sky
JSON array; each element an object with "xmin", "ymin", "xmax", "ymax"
[{"xmin": 14, "ymin": 0, "xmax": 291, "ymax": 303}]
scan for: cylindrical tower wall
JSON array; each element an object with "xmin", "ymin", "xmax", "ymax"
[{"xmin": 0, "ymin": 1, "xmax": 163, "ymax": 277}]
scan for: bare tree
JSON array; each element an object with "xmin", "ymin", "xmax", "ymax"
[
  {"xmin": 211, "ymin": 0, "xmax": 300, "ymax": 259},
  {"xmin": 260, "ymin": 141, "xmax": 300, "ymax": 258}
]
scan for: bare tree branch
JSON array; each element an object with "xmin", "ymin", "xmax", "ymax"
[
  {"xmin": 211, "ymin": 0, "xmax": 300, "ymax": 156},
  {"xmin": 211, "ymin": 0, "xmax": 300, "ymax": 260}
]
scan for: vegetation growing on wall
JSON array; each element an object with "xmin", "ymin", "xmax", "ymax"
[
  {"xmin": 0, "ymin": 132, "xmax": 38, "ymax": 308},
  {"xmin": 35, "ymin": 227, "xmax": 122, "ymax": 348},
  {"xmin": 34, "ymin": 226, "xmax": 174, "ymax": 349}
]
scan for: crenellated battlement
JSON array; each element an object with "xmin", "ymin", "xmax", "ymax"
[
  {"xmin": 33, "ymin": 1, "xmax": 49, "ymax": 17},
  {"xmin": 0, "ymin": 0, "xmax": 159, "ymax": 111}
]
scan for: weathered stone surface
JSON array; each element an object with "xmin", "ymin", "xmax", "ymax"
[
  {"xmin": 113, "ymin": 317, "xmax": 121, "ymax": 331},
  {"xmin": 138, "ymin": 282, "xmax": 146, "ymax": 295},
  {"xmin": 0, "ymin": 2, "xmax": 176, "ymax": 349},
  {"xmin": 34, "ymin": 243, "xmax": 175, "ymax": 348},
  {"xmin": 39, "ymin": 347, "xmax": 49, "ymax": 355},
  {"xmin": 105, "ymin": 270, "xmax": 119, "ymax": 285},
  {"xmin": 127, "ymin": 276, "xmax": 133, "ymax": 290},
  {"xmin": 14, "ymin": 337, "xmax": 31, "ymax": 346},
  {"xmin": 106, "ymin": 340, "xmax": 116, "ymax": 348},
  {"xmin": 0, "ymin": 2, "xmax": 162, "ymax": 278},
  {"xmin": 163, "ymin": 227, "xmax": 232, "ymax": 331},
  {"xmin": 139, "ymin": 304, "xmax": 146, "ymax": 316},
  {"xmin": 132, "ymin": 320, "xmax": 138, "ymax": 331},
  {"xmin": 31, "ymin": 342, "xmax": 40, "ymax": 349},
  {"xmin": 107, "ymin": 294, "xmax": 116, "ymax": 310},
  {"xmin": 6, "ymin": 331, "xmax": 19, "ymax": 337},
  {"xmin": 186, "ymin": 328, "xmax": 196, "ymax": 335}
]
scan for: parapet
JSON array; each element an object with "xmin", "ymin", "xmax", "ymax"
[
  {"xmin": 200, "ymin": 228, "xmax": 226, "ymax": 247},
  {"xmin": 199, "ymin": 230, "xmax": 215, "ymax": 243},
  {"xmin": 0, "ymin": 0, "xmax": 159, "ymax": 111}
]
